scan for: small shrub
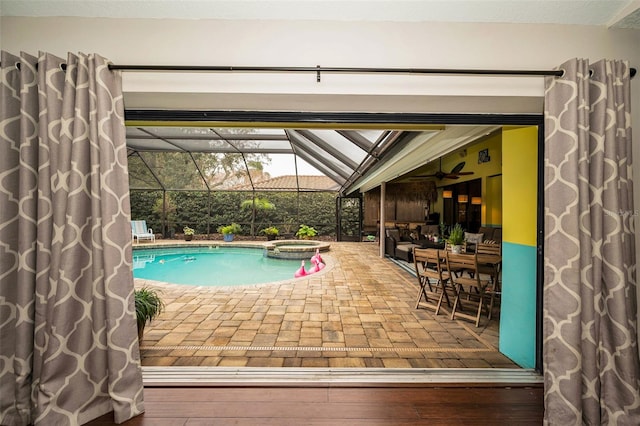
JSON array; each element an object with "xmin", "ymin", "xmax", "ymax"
[
  {"xmin": 261, "ymin": 226, "xmax": 279, "ymax": 236},
  {"xmin": 218, "ymin": 223, "xmax": 242, "ymax": 235},
  {"xmin": 296, "ymin": 224, "xmax": 318, "ymax": 239},
  {"xmin": 134, "ymin": 287, "xmax": 164, "ymax": 339}
]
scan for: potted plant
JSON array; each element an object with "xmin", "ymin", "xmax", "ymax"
[
  {"xmin": 183, "ymin": 226, "xmax": 195, "ymax": 241},
  {"xmin": 447, "ymin": 223, "xmax": 465, "ymax": 253},
  {"xmin": 134, "ymin": 286, "xmax": 164, "ymax": 342},
  {"xmin": 261, "ymin": 226, "xmax": 279, "ymax": 241},
  {"xmin": 295, "ymin": 224, "xmax": 318, "ymax": 240},
  {"xmin": 218, "ymin": 223, "xmax": 242, "ymax": 242},
  {"xmin": 438, "ymin": 222, "xmax": 447, "ymax": 240}
]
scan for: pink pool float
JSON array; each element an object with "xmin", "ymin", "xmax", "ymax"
[
  {"xmin": 310, "ymin": 248, "xmax": 323, "ymax": 265},
  {"xmin": 309, "ymin": 258, "xmax": 325, "ymax": 274},
  {"xmin": 294, "ymin": 260, "xmax": 308, "ymax": 278}
]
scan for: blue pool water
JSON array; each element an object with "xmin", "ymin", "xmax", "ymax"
[{"xmin": 133, "ymin": 246, "xmax": 302, "ymax": 287}]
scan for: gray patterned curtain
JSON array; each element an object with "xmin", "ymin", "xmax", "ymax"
[
  {"xmin": 544, "ymin": 58, "xmax": 640, "ymax": 424},
  {"xmin": 0, "ymin": 51, "xmax": 144, "ymax": 425}
]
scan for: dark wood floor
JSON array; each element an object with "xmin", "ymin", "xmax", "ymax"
[{"xmin": 88, "ymin": 384, "xmax": 544, "ymax": 425}]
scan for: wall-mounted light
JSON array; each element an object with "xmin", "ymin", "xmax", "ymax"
[
  {"xmin": 442, "ymin": 190, "xmax": 453, "ymax": 199},
  {"xmin": 471, "ymin": 197, "xmax": 482, "ymax": 205},
  {"xmin": 458, "ymin": 194, "xmax": 468, "ymax": 203}
]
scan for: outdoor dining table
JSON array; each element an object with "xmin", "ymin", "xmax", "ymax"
[
  {"xmin": 414, "ymin": 248, "xmax": 502, "ymax": 289},
  {"xmin": 413, "ymin": 247, "xmax": 502, "ymax": 286},
  {"xmin": 412, "ymin": 248, "xmax": 503, "ymax": 325}
]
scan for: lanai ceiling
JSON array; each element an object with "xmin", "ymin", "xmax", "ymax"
[
  {"xmin": 126, "ymin": 123, "xmax": 503, "ymax": 195},
  {"xmin": 126, "ymin": 126, "xmax": 396, "ymax": 193}
]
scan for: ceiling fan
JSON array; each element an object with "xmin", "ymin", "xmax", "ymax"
[{"xmin": 414, "ymin": 158, "xmax": 474, "ymax": 180}]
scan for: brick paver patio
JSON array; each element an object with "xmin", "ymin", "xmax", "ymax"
[{"xmin": 136, "ymin": 241, "xmax": 518, "ymax": 369}]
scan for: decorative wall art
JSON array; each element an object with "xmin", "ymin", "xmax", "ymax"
[{"xmin": 478, "ymin": 148, "xmax": 490, "ymax": 163}]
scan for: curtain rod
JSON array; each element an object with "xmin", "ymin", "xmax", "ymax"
[
  {"xmin": 107, "ymin": 64, "xmax": 637, "ymax": 80},
  {"xmin": 5, "ymin": 62, "xmax": 636, "ymax": 79}
]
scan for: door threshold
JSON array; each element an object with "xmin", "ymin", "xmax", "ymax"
[{"xmin": 142, "ymin": 366, "xmax": 543, "ymax": 387}]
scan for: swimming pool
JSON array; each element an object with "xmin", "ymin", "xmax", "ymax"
[{"xmin": 133, "ymin": 246, "xmax": 304, "ymax": 287}]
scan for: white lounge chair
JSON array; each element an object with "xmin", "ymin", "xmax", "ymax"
[{"xmin": 131, "ymin": 220, "xmax": 155, "ymax": 244}]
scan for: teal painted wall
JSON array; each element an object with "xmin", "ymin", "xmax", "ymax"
[
  {"xmin": 499, "ymin": 242, "xmax": 537, "ymax": 368},
  {"xmin": 500, "ymin": 127, "xmax": 538, "ymax": 369}
]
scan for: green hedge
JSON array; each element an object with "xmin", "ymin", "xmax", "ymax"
[{"xmin": 129, "ymin": 190, "xmax": 339, "ymax": 238}]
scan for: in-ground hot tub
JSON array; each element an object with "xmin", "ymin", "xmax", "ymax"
[{"xmin": 265, "ymin": 239, "xmax": 331, "ymax": 260}]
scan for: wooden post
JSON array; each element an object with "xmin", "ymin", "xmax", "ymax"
[{"xmin": 379, "ymin": 182, "xmax": 386, "ymax": 258}]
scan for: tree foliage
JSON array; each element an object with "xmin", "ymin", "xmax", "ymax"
[
  {"xmin": 127, "ymin": 129, "xmax": 273, "ymax": 191},
  {"xmin": 241, "ymin": 197, "xmax": 276, "ymax": 236}
]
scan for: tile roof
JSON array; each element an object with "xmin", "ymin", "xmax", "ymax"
[{"xmin": 228, "ymin": 175, "xmax": 340, "ymax": 192}]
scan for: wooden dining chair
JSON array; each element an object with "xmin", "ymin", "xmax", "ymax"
[
  {"xmin": 444, "ymin": 251, "xmax": 493, "ymax": 327},
  {"xmin": 412, "ymin": 248, "xmax": 451, "ymax": 315},
  {"xmin": 476, "ymin": 241, "xmax": 501, "ymax": 280},
  {"xmin": 476, "ymin": 242, "xmax": 501, "ymax": 256},
  {"xmin": 442, "ymin": 241, "xmax": 468, "ymax": 279},
  {"xmin": 475, "ymin": 242, "xmax": 502, "ymax": 320}
]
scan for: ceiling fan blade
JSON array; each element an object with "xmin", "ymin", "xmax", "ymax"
[
  {"xmin": 444, "ymin": 175, "xmax": 460, "ymax": 179},
  {"xmin": 456, "ymin": 171, "xmax": 474, "ymax": 176},
  {"xmin": 450, "ymin": 161, "xmax": 466, "ymax": 174}
]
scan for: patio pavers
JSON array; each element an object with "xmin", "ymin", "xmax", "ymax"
[{"xmin": 136, "ymin": 241, "xmax": 518, "ymax": 369}]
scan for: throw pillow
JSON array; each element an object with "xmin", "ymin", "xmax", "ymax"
[{"xmin": 464, "ymin": 232, "xmax": 484, "ymax": 244}]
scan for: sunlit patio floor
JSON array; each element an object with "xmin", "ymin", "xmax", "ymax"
[{"xmin": 136, "ymin": 240, "xmax": 519, "ymax": 369}]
